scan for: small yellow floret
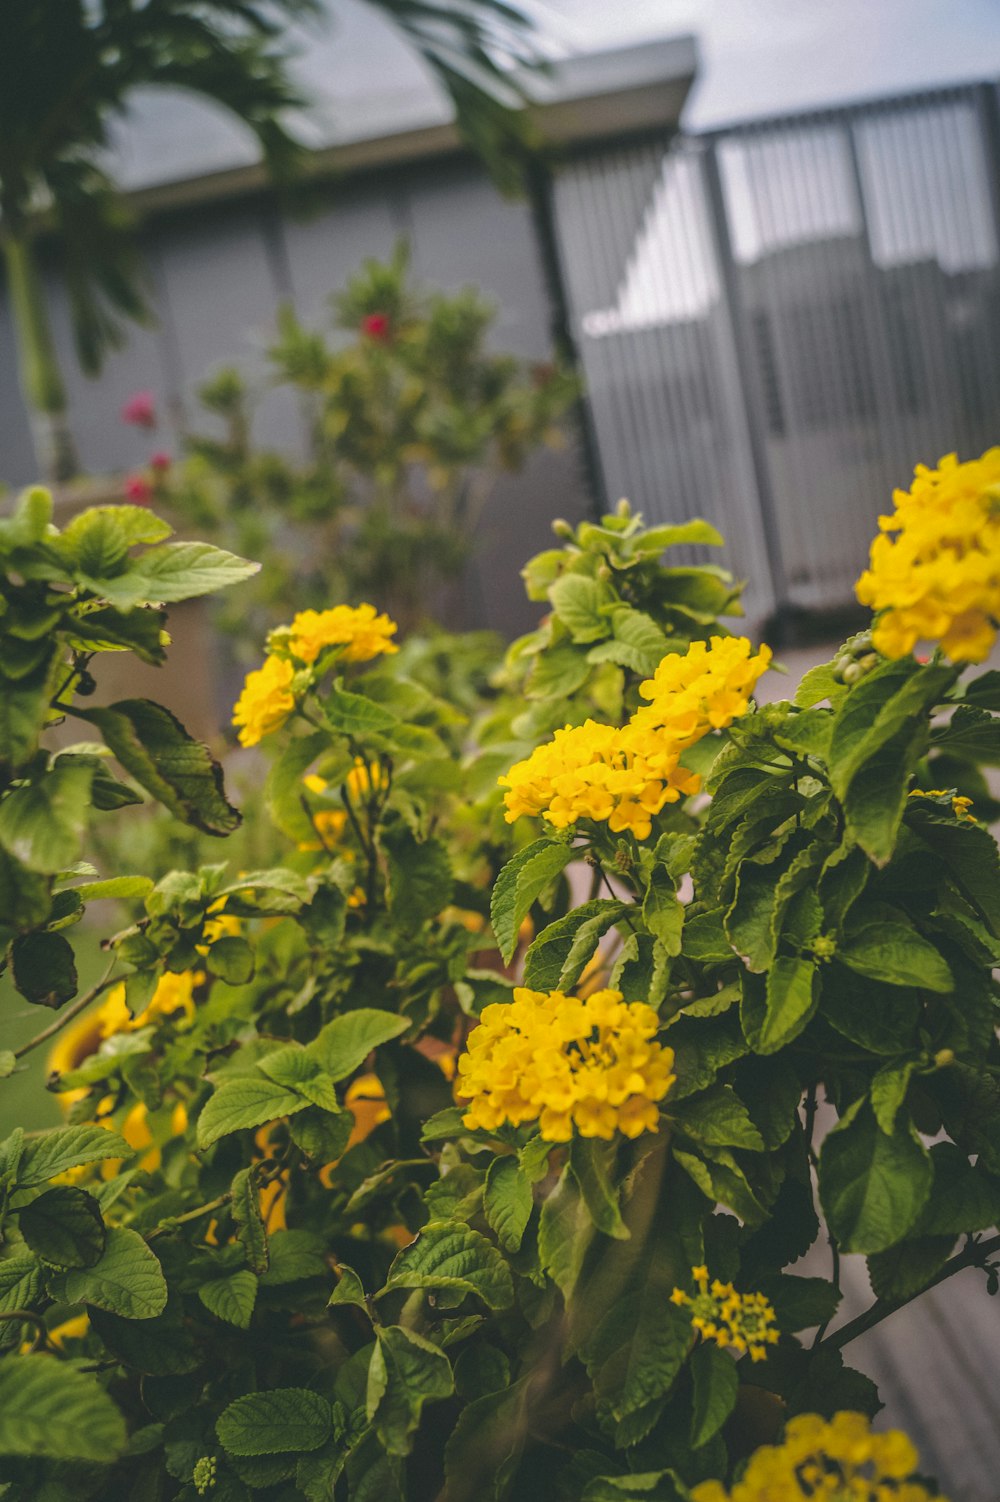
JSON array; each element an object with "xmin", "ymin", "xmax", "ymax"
[
  {"xmin": 232, "ymin": 655, "xmax": 296, "ymax": 747},
  {"xmin": 456, "ymin": 986, "xmax": 675, "ymax": 1142}
]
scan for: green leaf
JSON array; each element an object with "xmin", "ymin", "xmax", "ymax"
[
  {"xmin": 758, "ymin": 1274, "xmax": 840, "ymax": 1331},
  {"xmin": 63, "ymin": 503, "xmax": 172, "ymax": 561},
  {"xmin": 199, "ymin": 1269, "xmax": 258, "ymax": 1329},
  {"xmin": 571, "ymin": 1137, "xmax": 629, "ymax": 1239},
  {"xmin": 95, "ymin": 540, "xmax": 258, "ymax": 609},
  {"xmin": 19, "ymin": 1186, "xmax": 105, "ymax": 1268},
  {"xmin": 324, "ymin": 684, "xmax": 398, "ymax": 735},
  {"xmin": 265, "ymin": 730, "xmax": 333, "ymax": 841},
  {"xmin": 197, "ymin": 1076, "xmax": 310, "ymax": 1148},
  {"xmin": 527, "ymin": 643, "xmax": 590, "ymax": 699},
  {"xmin": 71, "ymin": 876, "xmax": 153, "ymax": 902},
  {"xmin": 0, "ymin": 762, "xmax": 93, "ymax": 873},
  {"xmin": 0, "ymin": 645, "xmax": 58, "ymax": 767},
  {"xmin": 231, "ymin": 1167, "xmax": 269, "ymax": 1275},
  {"xmin": 742, "ymin": 955, "xmax": 817, "ymax": 1055},
  {"xmin": 492, "ymin": 839, "xmax": 573, "ymax": 965},
  {"xmin": 914, "ymin": 1142, "xmax": 1000, "ymax": 1236},
  {"xmin": 59, "ymin": 1226, "xmax": 168, "ymax": 1318},
  {"xmin": 443, "ymin": 1378, "xmax": 529, "ymax": 1502},
  {"xmin": 638, "ymin": 519, "xmax": 724, "ymax": 552},
  {"xmin": 80, "ymin": 698, "xmax": 239, "ymax": 836},
  {"xmin": 549, "ymin": 573, "xmax": 613, "ymax": 643},
  {"xmin": 599, "ymin": 606, "xmax": 671, "ymax": 675},
  {"xmin": 962, "ymin": 669, "xmax": 1000, "ymax": 709},
  {"xmin": 367, "ymin": 1324, "xmax": 454, "ymax": 1456},
  {"xmin": 673, "ymin": 1147, "xmax": 768, "ymax": 1227},
  {"xmin": 381, "ymin": 824, "xmax": 453, "ymax": 930},
  {"xmin": 819, "ymin": 1100, "xmax": 932, "ymax": 1253},
  {"xmin": 289, "ymin": 1107, "xmax": 353, "ymax": 1162},
  {"xmin": 642, "ymin": 866, "xmax": 684, "ymax": 956},
  {"xmin": 484, "ymin": 1156, "xmax": 534, "ymax": 1252},
  {"xmin": 0, "ymin": 1253, "xmax": 42, "ymax": 1324},
  {"xmin": 523, "ymin": 900, "xmax": 626, "ymax": 991},
  {"xmin": 259, "ymin": 1229, "xmax": 329, "ymax": 1286},
  {"xmin": 689, "ymin": 1342, "xmax": 738, "ymax": 1448},
  {"xmin": 794, "ymin": 662, "xmax": 842, "ymax": 709},
  {"xmin": 838, "ymin": 921, "xmax": 952, "ymax": 992},
  {"xmin": 310, "ymin": 1009, "xmax": 410, "ymax": 1081},
  {"xmin": 931, "ymin": 703, "xmax": 1000, "ymax": 763},
  {"xmin": 866, "ymin": 1235, "xmax": 955, "ymax": 1302},
  {"xmin": 870, "ymin": 1062, "xmax": 915, "ymax": 1135},
  {"xmin": 667, "ymin": 1086, "xmax": 764, "ymax": 1151},
  {"xmin": 217, "ymin": 1389, "xmax": 332, "ymax": 1457},
  {"xmin": 205, "ymin": 934, "xmax": 255, "ymax": 985},
  {"xmin": 384, "ymin": 1222, "xmax": 514, "ymax": 1309},
  {"xmin": 538, "ymin": 1165, "xmax": 595, "ymax": 1296},
  {"xmin": 10, "ymin": 931, "xmax": 77, "ymax": 1007},
  {"xmin": 328, "ymin": 1265, "xmax": 368, "ymax": 1310},
  {"xmin": 0, "ymin": 1354, "xmax": 126, "ymax": 1461},
  {"xmin": 17, "ymin": 1124, "xmax": 132, "ymax": 1186}
]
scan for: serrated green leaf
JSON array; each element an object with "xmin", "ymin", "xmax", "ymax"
[
  {"xmin": 19, "ymin": 1186, "xmax": 105, "ymax": 1268},
  {"xmin": 523, "ymin": 900, "xmax": 627, "ymax": 991},
  {"xmin": 689, "ymin": 1342, "xmax": 738, "ymax": 1448},
  {"xmin": 93, "ymin": 540, "xmax": 258, "ymax": 610},
  {"xmin": 367, "ymin": 1324, "xmax": 454, "ymax": 1455},
  {"xmin": 18, "ymin": 1124, "xmax": 132, "ymax": 1186},
  {"xmin": 217, "ymin": 1388, "xmax": 332, "ymax": 1457},
  {"xmin": 742, "ymin": 955, "xmax": 817, "ymax": 1055},
  {"xmin": 231, "ymin": 1167, "xmax": 269, "ymax": 1275},
  {"xmin": 642, "ymin": 866, "xmax": 684, "ymax": 956},
  {"xmin": 329, "ymin": 1265, "xmax": 368, "ymax": 1310},
  {"xmin": 838, "ymin": 921, "xmax": 952, "ymax": 992},
  {"xmin": 381, "ymin": 823, "xmax": 453, "ymax": 930},
  {"xmin": 310, "ymin": 1009, "xmax": 409, "ymax": 1081},
  {"xmin": 538, "ymin": 1165, "xmax": 594, "ymax": 1296},
  {"xmin": 324, "ymin": 684, "xmax": 397, "ymax": 734},
  {"xmin": 197, "ymin": 1076, "xmax": 309, "ymax": 1148},
  {"xmin": 931, "ymin": 703, "xmax": 1000, "ymax": 763},
  {"xmin": 549, "ymin": 573, "xmax": 613, "ymax": 643},
  {"xmin": 0, "ymin": 1354, "xmax": 126, "ymax": 1460},
  {"xmin": 0, "ymin": 762, "xmax": 93, "ymax": 873},
  {"xmin": 199, "ymin": 1269, "xmax": 258, "ymax": 1328},
  {"xmin": 571, "ymin": 1137, "xmax": 629, "ymax": 1239},
  {"xmin": 258, "ymin": 1229, "xmax": 329, "ymax": 1285},
  {"xmin": 205, "ymin": 934, "xmax": 255, "ymax": 985},
  {"xmin": 484, "ymin": 1156, "xmax": 534, "ymax": 1252},
  {"xmin": 60, "ymin": 1226, "xmax": 167, "ymax": 1318},
  {"xmin": 819, "ymin": 1099, "xmax": 932, "ymax": 1253},
  {"xmin": 871, "ymin": 1062, "xmax": 915, "ymax": 1135},
  {"xmin": 384, "ymin": 1222, "xmax": 513, "ymax": 1309},
  {"xmin": 492, "ymin": 839, "xmax": 573, "ymax": 964},
  {"xmin": 667, "ymin": 1085, "xmax": 764, "ymax": 1151}
]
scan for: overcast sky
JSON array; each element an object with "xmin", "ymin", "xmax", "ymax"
[{"xmin": 522, "ymin": 0, "xmax": 1000, "ymax": 127}]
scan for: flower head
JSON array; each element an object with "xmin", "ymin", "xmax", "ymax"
[
  {"xmin": 360, "ymin": 312, "xmax": 391, "ymax": 341},
  {"xmin": 690, "ymin": 1411, "xmax": 948, "ymax": 1502},
  {"xmin": 907, "ymin": 788, "xmax": 975, "ymax": 821},
  {"xmin": 121, "ymin": 389, "xmax": 157, "ymax": 428},
  {"xmin": 856, "ymin": 448, "xmax": 1000, "ymax": 663},
  {"xmin": 671, "ymin": 1265, "xmax": 779, "ymax": 1363},
  {"xmin": 124, "ymin": 474, "xmax": 153, "ymax": 504},
  {"xmin": 284, "ymin": 604, "xmax": 398, "ymax": 666},
  {"xmin": 232, "ymin": 655, "xmax": 296, "ymax": 747},
  {"xmin": 149, "ymin": 450, "xmax": 172, "ymax": 472},
  {"xmin": 499, "ymin": 637, "xmax": 769, "ymax": 838},
  {"xmin": 456, "ymin": 986, "xmax": 676, "ymax": 1142}
]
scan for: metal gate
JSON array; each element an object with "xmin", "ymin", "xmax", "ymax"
[{"xmin": 552, "ymin": 83, "xmax": 1000, "ymax": 626}]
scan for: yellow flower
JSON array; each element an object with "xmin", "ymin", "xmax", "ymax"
[
  {"xmin": 346, "ymin": 756, "xmax": 386, "ymax": 800},
  {"xmin": 298, "ymin": 808, "xmax": 349, "ymax": 852},
  {"xmin": 97, "ymin": 972, "xmax": 201, "ymax": 1039},
  {"xmin": 690, "ymin": 1411, "xmax": 948, "ymax": 1502},
  {"xmin": 671, "ymin": 1265, "xmax": 779, "ymax": 1363},
  {"xmin": 856, "ymin": 448, "xmax": 1000, "ymax": 664},
  {"xmin": 499, "ymin": 637, "xmax": 770, "ymax": 838},
  {"xmin": 286, "ymin": 604, "xmax": 398, "ymax": 665},
  {"xmin": 907, "ymin": 788, "xmax": 975, "ymax": 821},
  {"xmin": 456, "ymin": 986, "xmax": 675, "ymax": 1142},
  {"xmin": 232, "ymin": 655, "xmax": 296, "ymax": 747}
]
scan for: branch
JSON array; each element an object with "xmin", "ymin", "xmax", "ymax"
[
  {"xmin": 13, "ymin": 963, "xmax": 120, "ymax": 1061},
  {"xmin": 821, "ymin": 1232, "xmax": 1000, "ymax": 1351}
]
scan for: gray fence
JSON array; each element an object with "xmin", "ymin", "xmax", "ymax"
[{"xmin": 552, "ymin": 83, "xmax": 1000, "ymax": 626}]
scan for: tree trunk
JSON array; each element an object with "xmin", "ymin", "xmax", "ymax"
[{"xmin": 2, "ymin": 231, "xmax": 78, "ymax": 484}]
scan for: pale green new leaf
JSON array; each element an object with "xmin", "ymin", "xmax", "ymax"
[
  {"xmin": 197, "ymin": 1076, "xmax": 310, "ymax": 1148},
  {"xmin": 310, "ymin": 1009, "xmax": 410, "ymax": 1081},
  {"xmin": 17, "ymin": 1124, "xmax": 132, "ymax": 1186},
  {"xmin": 60, "ymin": 1226, "xmax": 168, "ymax": 1319}
]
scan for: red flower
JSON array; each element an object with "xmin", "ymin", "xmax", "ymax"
[
  {"xmin": 121, "ymin": 390, "xmax": 157, "ymax": 428},
  {"xmin": 124, "ymin": 474, "xmax": 153, "ymax": 504},
  {"xmin": 149, "ymin": 451, "xmax": 172, "ymax": 472},
  {"xmin": 360, "ymin": 312, "xmax": 391, "ymax": 342}
]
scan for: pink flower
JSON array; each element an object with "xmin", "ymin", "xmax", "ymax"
[
  {"xmin": 121, "ymin": 390, "xmax": 157, "ymax": 428},
  {"xmin": 149, "ymin": 451, "xmax": 172, "ymax": 472},
  {"xmin": 124, "ymin": 474, "xmax": 153, "ymax": 504},
  {"xmin": 360, "ymin": 312, "xmax": 391, "ymax": 342}
]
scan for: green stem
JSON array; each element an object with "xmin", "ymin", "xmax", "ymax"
[
  {"xmin": 147, "ymin": 1192, "xmax": 232, "ymax": 1242},
  {"xmin": 2, "ymin": 231, "xmax": 77, "ymax": 482},
  {"xmin": 13, "ymin": 964, "xmax": 119, "ymax": 1061},
  {"xmin": 821, "ymin": 1232, "xmax": 1000, "ymax": 1351}
]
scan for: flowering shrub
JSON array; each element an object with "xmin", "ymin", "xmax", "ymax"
[{"xmin": 3, "ymin": 451, "xmax": 1000, "ymax": 1499}]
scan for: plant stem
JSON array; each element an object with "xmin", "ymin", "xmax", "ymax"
[
  {"xmin": 13, "ymin": 964, "xmax": 119, "ymax": 1061},
  {"xmin": 146, "ymin": 1192, "xmax": 233, "ymax": 1242},
  {"xmin": 821, "ymin": 1232, "xmax": 1000, "ymax": 1351}
]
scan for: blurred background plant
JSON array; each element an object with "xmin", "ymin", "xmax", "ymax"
[{"xmin": 150, "ymin": 243, "xmax": 578, "ymax": 645}]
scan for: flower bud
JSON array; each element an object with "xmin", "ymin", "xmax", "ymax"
[
  {"xmin": 551, "ymin": 518, "xmax": 574, "ymax": 539},
  {"xmin": 842, "ymin": 661, "xmax": 863, "ymax": 685},
  {"xmin": 934, "ymin": 1048, "xmax": 955, "ymax": 1069}
]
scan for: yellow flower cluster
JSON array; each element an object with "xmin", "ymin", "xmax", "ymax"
[
  {"xmin": 232, "ymin": 655, "xmax": 297, "ymax": 748},
  {"xmin": 499, "ymin": 637, "xmax": 770, "ymax": 840},
  {"xmin": 232, "ymin": 605, "xmax": 398, "ymax": 748},
  {"xmin": 907, "ymin": 788, "xmax": 974, "ymax": 822},
  {"xmin": 670, "ymin": 1265, "xmax": 779, "ymax": 1363},
  {"xmin": 855, "ymin": 448, "xmax": 1000, "ymax": 663},
  {"xmin": 691, "ymin": 1411, "xmax": 948, "ymax": 1502},
  {"xmin": 456, "ymin": 986, "xmax": 675, "ymax": 1142},
  {"xmin": 286, "ymin": 604, "xmax": 398, "ymax": 665}
]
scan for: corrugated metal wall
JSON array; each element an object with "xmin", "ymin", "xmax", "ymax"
[{"xmin": 552, "ymin": 82, "xmax": 1000, "ymax": 626}]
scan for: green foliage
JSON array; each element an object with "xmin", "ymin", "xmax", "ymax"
[{"xmin": 3, "ymin": 481, "xmax": 1000, "ymax": 1502}]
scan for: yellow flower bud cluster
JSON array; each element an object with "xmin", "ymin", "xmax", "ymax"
[
  {"xmin": 499, "ymin": 636, "xmax": 771, "ymax": 840},
  {"xmin": 456, "ymin": 986, "xmax": 676, "ymax": 1142},
  {"xmin": 670, "ymin": 1264, "xmax": 779, "ymax": 1363},
  {"xmin": 855, "ymin": 447, "xmax": 1000, "ymax": 663},
  {"xmin": 691, "ymin": 1411, "xmax": 948, "ymax": 1502},
  {"xmin": 907, "ymin": 788, "xmax": 974, "ymax": 822},
  {"xmin": 231, "ymin": 605, "xmax": 399, "ymax": 748}
]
